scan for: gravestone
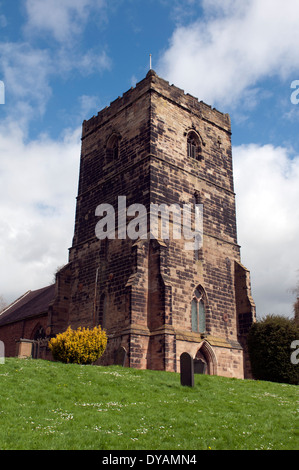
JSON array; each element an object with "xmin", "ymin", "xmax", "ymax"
[
  {"xmin": 114, "ymin": 346, "xmax": 127, "ymax": 367},
  {"xmin": 194, "ymin": 358, "xmax": 207, "ymax": 374},
  {"xmin": 16, "ymin": 339, "xmax": 33, "ymax": 359},
  {"xmin": 0, "ymin": 340, "xmax": 4, "ymax": 365},
  {"xmin": 180, "ymin": 352, "xmax": 194, "ymax": 387}
]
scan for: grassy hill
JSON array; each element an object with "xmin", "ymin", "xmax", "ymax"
[{"xmin": 0, "ymin": 357, "xmax": 297, "ymax": 450}]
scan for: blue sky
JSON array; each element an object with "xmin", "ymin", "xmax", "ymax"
[{"xmin": 0, "ymin": 0, "xmax": 299, "ymax": 319}]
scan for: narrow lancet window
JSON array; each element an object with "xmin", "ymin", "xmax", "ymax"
[
  {"xmin": 191, "ymin": 287, "xmax": 206, "ymax": 333},
  {"xmin": 187, "ymin": 131, "xmax": 202, "ymax": 161}
]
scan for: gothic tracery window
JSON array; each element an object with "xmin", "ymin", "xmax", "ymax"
[{"xmin": 191, "ymin": 287, "xmax": 206, "ymax": 333}]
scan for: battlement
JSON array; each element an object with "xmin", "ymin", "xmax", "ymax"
[{"xmin": 82, "ymin": 70, "xmax": 231, "ymax": 138}]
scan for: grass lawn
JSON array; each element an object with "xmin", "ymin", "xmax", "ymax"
[{"xmin": 0, "ymin": 357, "xmax": 298, "ymax": 450}]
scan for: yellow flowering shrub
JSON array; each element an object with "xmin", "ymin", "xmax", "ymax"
[{"xmin": 48, "ymin": 325, "xmax": 107, "ymax": 365}]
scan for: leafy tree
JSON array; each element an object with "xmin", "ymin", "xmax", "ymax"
[
  {"xmin": 247, "ymin": 315, "xmax": 299, "ymax": 385},
  {"xmin": 293, "ymin": 276, "xmax": 299, "ymax": 325},
  {"xmin": 294, "ymin": 297, "xmax": 299, "ymax": 325}
]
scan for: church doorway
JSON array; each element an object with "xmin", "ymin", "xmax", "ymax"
[{"xmin": 194, "ymin": 341, "xmax": 217, "ymax": 375}]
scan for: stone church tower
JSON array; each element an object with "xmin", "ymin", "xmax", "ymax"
[{"xmin": 50, "ymin": 70, "xmax": 255, "ymax": 378}]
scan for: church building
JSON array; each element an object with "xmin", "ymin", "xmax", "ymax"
[{"xmin": 0, "ymin": 70, "xmax": 256, "ymax": 378}]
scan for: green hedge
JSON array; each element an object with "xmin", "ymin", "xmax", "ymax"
[{"xmin": 247, "ymin": 315, "xmax": 299, "ymax": 385}]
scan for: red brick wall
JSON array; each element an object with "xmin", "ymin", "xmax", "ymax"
[{"xmin": 0, "ymin": 314, "xmax": 47, "ymax": 357}]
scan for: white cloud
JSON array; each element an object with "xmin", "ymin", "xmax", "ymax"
[
  {"xmin": 0, "ymin": 42, "xmax": 53, "ymax": 122},
  {"xmin": 158, "ymin": 0, "xmax": 299, "ymax": 108},
  {"xmin": 78, "ymin": 94, "xmax": 101, "ymax": 120},
  {"xmin": 233, "ymin": 143, "xmax": 299, "ymax": 318},
  {"xmin": 0, "ymin": 14, "xmax": 7, "ymax": 28},
  {"xmin": 72, "ymin": 49, "xmax": 112, "ymax": 76},
  {"xmin": 0, "ymin": 1, "xmax": 112, "ymax": 304},
  {"xmin": 0, "ymin": 41, "xmax": 111, "ymax": 133},
  {"xmin": 0, "ymin": 0, "xmax": 111, "ymax": 133},
  {"xmin": 0, "ymin": 125, "xmax": 81, "ymax": 302},
  {"xmin": 24, "ymin": 0, "xmax": 107, "ymax": 43}
]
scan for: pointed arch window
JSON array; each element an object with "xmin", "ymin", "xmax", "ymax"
[
  {"xmin": 191, "ymin": 287, "xmax": 206, "ymax": 333},
  {"xmin": 106, "ymin": 133, "xmax": 121, "ymax": 162},
  {"xmin": 187, "ymin": 131, "xmax": 202, "ymax": 162}
]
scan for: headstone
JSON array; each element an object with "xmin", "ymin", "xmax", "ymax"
[
  {"xmin": 16, "ymin": 339, "xmax": 33, "ymax": 359},
  {"xmin": 180, "ymin": 352, "xmax": 194, "ymax": 387},
  {"xmin": 114, "ymin": 346, "xmax": 127, "ymax": 367},
  {"xmin": 194, "ymin": 358, "xmax": 207, "ymax": 374},
  {"xmin": 0, "ymin": 340, "xmax": 4, "ymax": 365}
]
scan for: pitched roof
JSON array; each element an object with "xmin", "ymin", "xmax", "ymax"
[{"xmin": 0, "ymin": 284, "xmax": 55, "ymax": 327}]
